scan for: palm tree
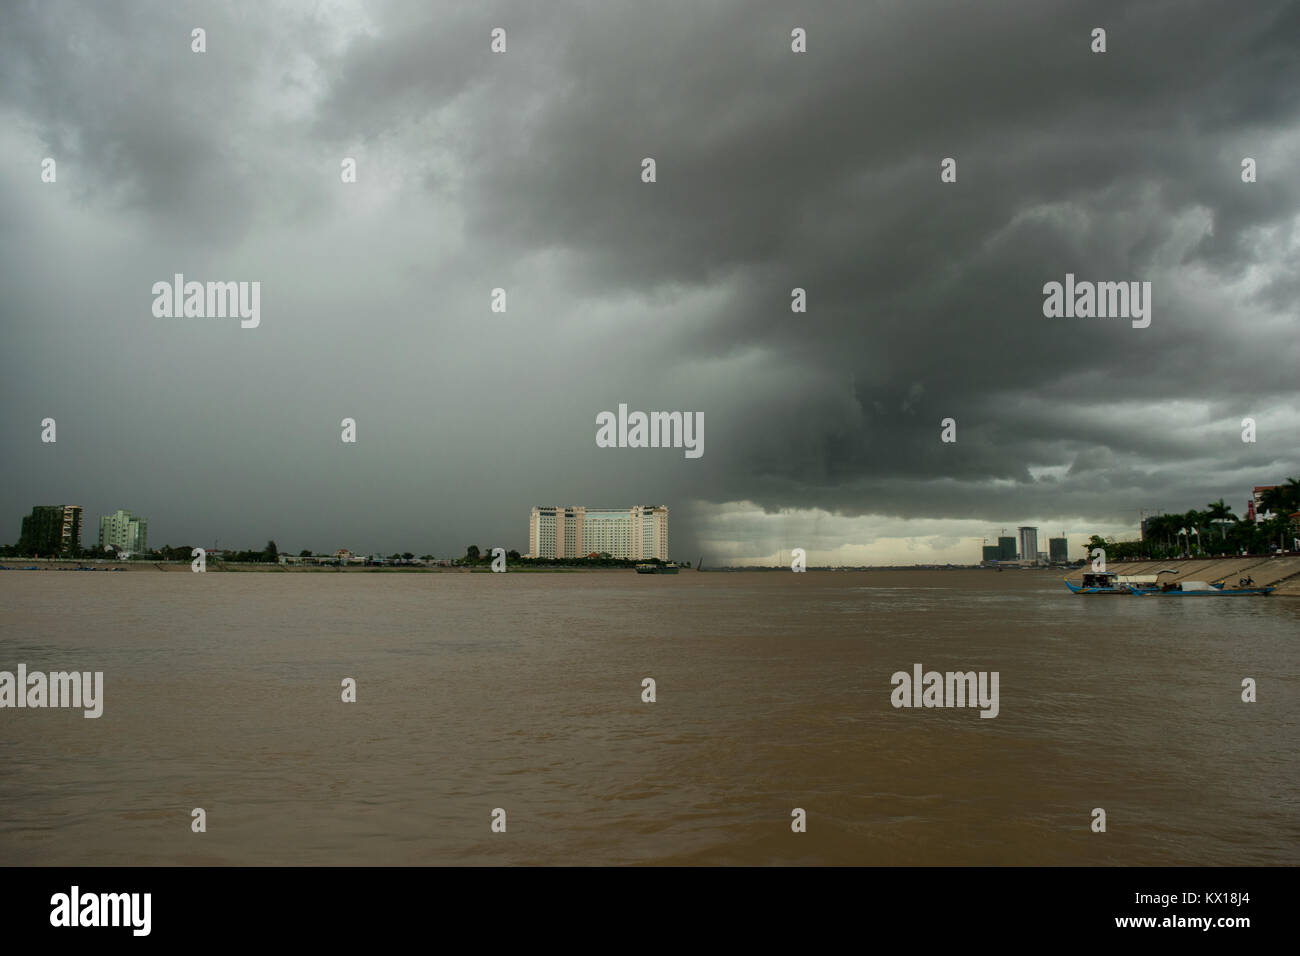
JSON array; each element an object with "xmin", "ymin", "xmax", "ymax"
[
  {"xmin": 1259, "ymin": 513, "xmax": 1289, "ymax": 552},
  {"xmin": 1149, "ymin": 514, "xmax": 1180, "ymax": 554},
  {"xmin": 1205, "ymin": 499, "xmax": 1237, "ymax": 541}
]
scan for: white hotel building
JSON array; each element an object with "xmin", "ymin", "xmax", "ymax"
[
  {"xmin": 98, "ymin": 509, "xmax": 148, "ymax": 554},
  {"xmin": 528, "ymin": 505, "xmax": 669, "ymax": 561}
]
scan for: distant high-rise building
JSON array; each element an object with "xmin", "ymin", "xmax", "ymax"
[
  {"xmin": 1252, "ymin": 486, "xmax": 1278, "ymax": 510},
  {"xmin": 98, "ymin": 509, "xmax": 148, "ymax": 554},
  {"xmin": 18, "ymin": 505, "xmax": 82, "ymax": 555},
  {"xmin": 1018, "ymin": 526, "xmax": 1039, "ymax": 563},
  {"xmin": 997, "ymin": 536, "xmax": 1016, "ymax": 561},
  {"xmin": 1048, "ymin": 537, "xmax": 1068, "ymax": 563},
  {"xmin": 528, "ymin": 505, "xmax": 668, "ymax": 561},
  {"xmin": 1249, "ymin": 485, "xmax": 1280, "ymax": 522},
  {"xmin": 981, "ymin": 545, "xmax": 1000, "ymax": 562}
]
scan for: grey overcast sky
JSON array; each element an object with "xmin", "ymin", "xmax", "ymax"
[{"xmin": 2, "ymin": 0, "xmax": 1298, "ymax": 564}]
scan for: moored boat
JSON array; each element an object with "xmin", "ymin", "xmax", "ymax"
[
  {"xmin": 635, "ymin": 562, "xmax": 679, "ymax": 574},
  {"xmin": 1127, "ymin": 580, "xmax": 1275, "ymax": 596},
  {"xmin": 1064, "ymin": 570, "xmax": 1176, "ymax": 594}
]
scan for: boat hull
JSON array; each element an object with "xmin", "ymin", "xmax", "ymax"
[
  {"xmin": 1064, "ymin": 580, "xmax": 1156, "ymax": 594},
  {"xmin": 1127, "ymin": 585, "xmax": 1275, "ymax": 596}
]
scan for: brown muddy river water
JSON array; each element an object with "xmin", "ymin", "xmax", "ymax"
[{"xmin": 1, "ymin": 569, "xmax": 1296, "ymax": 865}]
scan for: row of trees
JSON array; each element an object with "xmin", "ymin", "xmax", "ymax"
[
  {"xmin": 0, "ymin": 540, "xmax": 284, "ymax": 562},
  {"xmin": 214, "ymin": 541, "xmax": 280, "ymax": 563},
  {"xmin": 1086, "ymin": 479, "xmax": 1300, "ymax": 561},
  {"xmin": 456, "ymin": 546, "xmax": 688, "ymax": 568}
]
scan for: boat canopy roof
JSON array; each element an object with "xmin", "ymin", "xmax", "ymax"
[{"xmin": 1116, "ymin": 575, "xmax": 1161, "ymax": 584}]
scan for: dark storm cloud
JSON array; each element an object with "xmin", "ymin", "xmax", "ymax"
[
  {"xmin": 316, "ymin": 0, "xmax": 1299, "ymax": 528},
  {"xmin": 1, "ymin": 0, "xmax": 1298, "ymax": 561}
]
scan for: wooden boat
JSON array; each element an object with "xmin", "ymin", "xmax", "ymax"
[
  {"xmin": 1064, "ymin": 570, "xmax": 1175, "ymax": 594},
  {"xmin": 1127, "ymin": 580, "xmax": 1275, "ymax": 596}
]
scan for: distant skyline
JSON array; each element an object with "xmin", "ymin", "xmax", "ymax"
[
  {"xmin": 3, "ymin": 497, "xmax": 1255, "ymax": 567},
  {"xmin": 3, "ymin": 1, "xmax": 1298, "ymax": 565}
]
